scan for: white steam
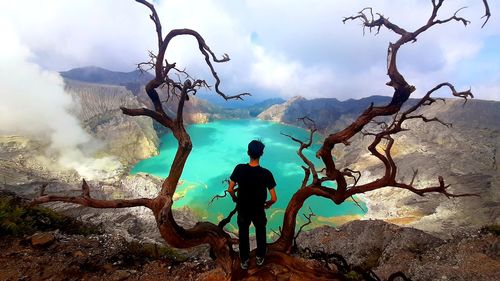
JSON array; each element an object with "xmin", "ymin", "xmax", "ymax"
[{"xmin": 0, "ymin": 21, "xmax": 121, "ymax": 180}]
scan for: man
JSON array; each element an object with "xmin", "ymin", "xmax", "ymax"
[{"xmin": 228, "ymin": 140, "xmax": 277, "ymax": 270}]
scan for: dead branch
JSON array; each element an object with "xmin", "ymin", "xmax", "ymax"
[
  {"xmin": 300, "ymin": 165, "xmax": 311, "ymax": 189},
  {"xmin": 271, "ymin": 227, "xmax": 282, "ymax": 237},
  {"xmin": 293, "ymin": 207, "xmax": 316, "ymax": 251},
  {"xmin": 281, "ymin": 117, "xmax": 320, "ymax": 186},
  {"xmin": 350, "ymin": 196, "xmax": 366, "ymax": 213},
  {"xmin": 394, "ymin": 176, "xmax": 479, "ymax": 198},
  {"xmin": 31, "ymin": 179, "xmax": 154, "ymax": 209},
  {"xmin": 135, "ymin": 0, "xmax": 162, "ymax": 49},
  {"xmin": 409, "ymin": 168, "xmax": 418, "ymax": 186},
  {"xmin": 120, "ymin": 106, "xmax": 173, "ymax": 128},
  {"xmin": 209, "ymin": 190, "xmax": 232, "ymax": 206},
  {"xmin": 342, "ymin": 168, "xmax": 361, "ymax": 188},
  {"xmin": 218, "ymin": 206, "xmax": 238, "ymax": 230},
  {"xmin": 481, "ymin": 0, "xmax": 491, "ymax": 27},
  {"xmin": 342, "ymin": 81, "xmax": 479, "ymax": 199}
]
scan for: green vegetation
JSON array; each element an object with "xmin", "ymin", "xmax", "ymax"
[
  {"xmin": 0, "ymin": 193, "xmax": 102, "ymax": 236},
  {"xmin": 344, "ymin": 271, "xmax": 363, "ymax": 280}
]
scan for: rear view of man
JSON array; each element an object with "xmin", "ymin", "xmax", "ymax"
[{"xmin": 228, "ymin": 140, "xmax": 277, "ymax": 270}]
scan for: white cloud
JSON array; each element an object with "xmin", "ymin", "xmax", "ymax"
[
  {"xmin": 475, "ymin": 84, "xmax": 500, "ymax": 101},
  {"xmin": 0, "ymin": 0, "xmax": 498, "ymax": 101},
  {"xmin": 0, "ymin": 0, "xmax": 154, "ymax": 70},
  {"xmin": 250, "ymin": 45, "xmax": 337, "ymax": 98}
]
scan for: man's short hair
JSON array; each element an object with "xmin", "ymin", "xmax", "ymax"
[{"xmin": 248, "ymin": 140, "xmax": 265, "ymax": 159}]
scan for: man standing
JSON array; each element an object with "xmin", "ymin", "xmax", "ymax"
[{"xmin": 228, "ymin": 140, "xmax": 277, "ymax": 270}]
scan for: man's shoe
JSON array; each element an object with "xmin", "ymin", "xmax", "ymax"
[
  {"xmin": 256, "ymin": 256, "xmax": 265, "ymax": 266},
  {"xmin": 240, "ymin": 259, "xmax": 249, "ymax": 270}
]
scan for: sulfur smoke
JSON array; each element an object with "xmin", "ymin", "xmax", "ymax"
[{"xmin": 0, "ymin": 21, "xmax": 121, "ymax": 180}]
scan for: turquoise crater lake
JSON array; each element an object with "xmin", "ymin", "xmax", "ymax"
[{"xmin": 131, "ymin": 119, "xmax": 365, "ymax": 237}]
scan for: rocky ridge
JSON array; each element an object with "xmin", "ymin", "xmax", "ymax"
[{"xmin": 297, "ymin": 220, "xmax": 499, "ymax": 281}]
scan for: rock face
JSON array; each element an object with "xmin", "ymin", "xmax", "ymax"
[
  {"xmin": 261, "ymin": 96, "xmax": 500, "ymax": 236},
  {"xmin": 65, "ymin": 79, "xmax": 159, "ymax": 168},
  {"xmin": 298, "ymin": 220, "xmax": 500, "ymax": 281},
  {"xmin": 0, "ymin": 135, "xmax": 81, "ymax": 185},
  {"xmin": 31, "ymin": 232, "xmax": 56, "ymax": 247}
]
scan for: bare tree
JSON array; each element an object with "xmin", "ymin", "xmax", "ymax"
[{"xmin": 32, "ymin": 0, "xmax": 490, "ymax": 279}]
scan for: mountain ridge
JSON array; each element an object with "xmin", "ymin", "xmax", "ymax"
[{"xmin": 60, "ymin": 66, "xmax": 154, "ymax": 87}]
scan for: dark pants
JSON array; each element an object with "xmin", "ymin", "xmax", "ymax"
[{"xmin": 237, "ymin": 208, "xmax": 267, "ymax": 261}]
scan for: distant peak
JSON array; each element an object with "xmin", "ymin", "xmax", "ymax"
[
  {"xmin": 60, "ymin": 66, "xmax": 154, "ymax": 86},
  {"xmin": 290, "ymin": 95, "xmax": 305, "ymax": 101}
]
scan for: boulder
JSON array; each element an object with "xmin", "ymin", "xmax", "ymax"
[{"xmin": 31, "ymin": 232, "xmax": 55, "ymax": 247}]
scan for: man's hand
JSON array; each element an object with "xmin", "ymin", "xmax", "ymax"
[
  {"xmin": 264, "ymin": 200, "xmax": 275, "ymax": 209},
  {"xmin": 264, "ymin": 187, "xmax": 277, "ymax": 209}
]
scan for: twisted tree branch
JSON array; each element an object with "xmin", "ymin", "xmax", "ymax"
[{"xmin": 31, "ymin": 179, "xmax": 154, "ymax": 209}]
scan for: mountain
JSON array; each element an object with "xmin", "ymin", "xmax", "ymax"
[
  {"xmin": 258, "ymin": 95, "xmax": 393, "ymax": 131},
  {"xmin": 245, "ymin": 97, "xmax": 286, "ymax": 117},
  {"xmin": 260, "ymin": 95, "xmax": 500, "ymax": 236},
  {"xmin": 60, "ymin": 66, "xmax": 154, "ymax": 89}
]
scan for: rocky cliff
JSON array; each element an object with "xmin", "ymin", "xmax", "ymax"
[
  {"xmin": 260, "ymin": 96, "xmax": 500, "ymax": 236},
  {"xmin": 65, "ymin": 79, "xmax": 159, "ymax": 168},
  {"xmin": 297, "ymin": 220, "xmax": 499, "ymax": 281},
  {"xmin": 0, "ymin": 135, "xmax": 81, "ymax": 185}
]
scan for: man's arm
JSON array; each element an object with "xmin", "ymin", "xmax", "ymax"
[
  {"xmin": 264, "ymin": 187, "xmax": 277, "ymax": 209},
  {"xmin": 228, "ymin": 180, "xmax": 237, "ymax": 202}
]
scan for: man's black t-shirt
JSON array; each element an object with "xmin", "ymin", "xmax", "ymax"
[{"xmin": 230, "ymin": 163, "xmax": 276, "ymax": 211}]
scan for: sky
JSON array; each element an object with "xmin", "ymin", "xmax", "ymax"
[{"xmin": 1, "ymin": 0, "xmax": 499, "ymax": 102}]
